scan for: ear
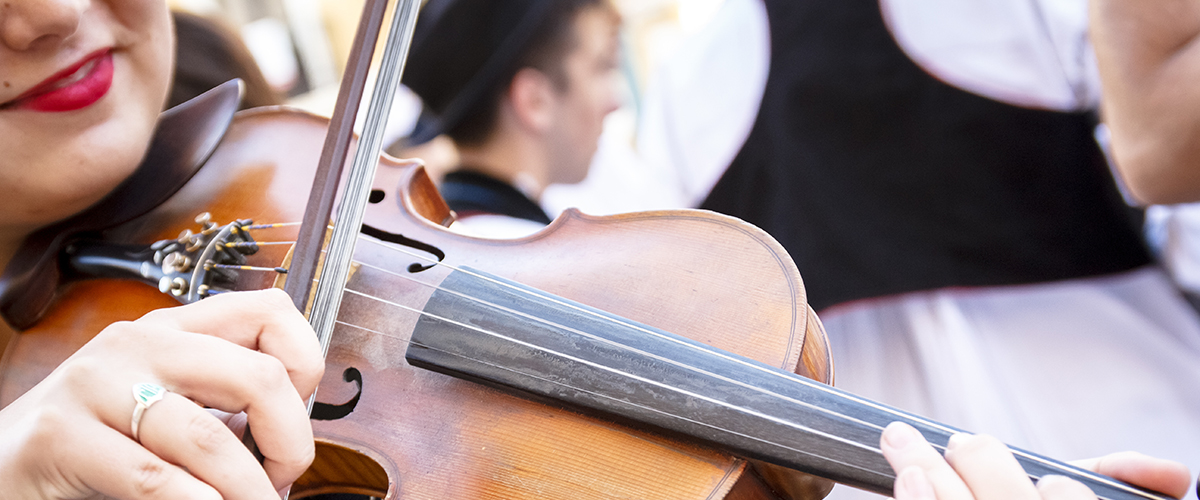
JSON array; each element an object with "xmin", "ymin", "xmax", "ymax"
[{"xmin": 506, "ymin": 67, "xmax": 558, "ymax": 133}]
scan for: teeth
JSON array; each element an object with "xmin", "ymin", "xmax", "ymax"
[{"xmin": 50, "ymin": 58, "xmax": 97, "ymax": 90}]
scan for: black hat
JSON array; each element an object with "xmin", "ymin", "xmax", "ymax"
[{"xmin": 402, "ymin": 0, "xmax": 554, "ymax": 145}]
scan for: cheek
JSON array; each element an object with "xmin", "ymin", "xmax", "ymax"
[
  {"xmin": 131, "ymin": 2, "xmax": 174, "ymax": 105},
  {"xmin": 585, "ymin": 88, "xmax": 614, "ymax": 135},
  {"xmin": 0, "ymin": 117, "xmax": 150, "ymax": 229},
  {"xmin": 0, "ymin": 64, "xmax": 164, "ymax": 230},
  {"xmin": 108, "ymin": 0, "xmax": 174, "ymax": 107},
  {"xmin": 588, "ymin": 77, "xmax": 621, "ymax": 121},
  {"xmin": 118, "ymin": 0, "xmax": 173, "ymax": 45}
]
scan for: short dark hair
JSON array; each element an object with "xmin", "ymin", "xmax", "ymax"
[{"xmin": 403, "ymin": 0, "xmax": 616, "ymax": 147}]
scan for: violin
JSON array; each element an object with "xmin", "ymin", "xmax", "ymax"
[
  {"xmin": 0, "ymin": 92, "xmax": 835, "ymax": 498},
  {"xmin": 0, "ymin": 95, "xmax": 1181, "ymax": 500},
  {"xmin": 0, "ymin": 2, "xmax": 1181, "ymax": 500}
]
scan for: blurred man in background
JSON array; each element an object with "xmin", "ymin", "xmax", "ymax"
[{"xmin": 401, "ymin": 0, "xmax": 622, "ymax": 238}]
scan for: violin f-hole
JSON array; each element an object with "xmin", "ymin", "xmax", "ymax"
[
  {"xmin": 312, "ymin": 367, "xmax": 363, "ymax": 421},
  {"xmin": 360, "ymin": 224, "xmax": 445, "ymax": 273}
]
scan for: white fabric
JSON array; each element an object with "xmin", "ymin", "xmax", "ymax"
[
  {"xmin": 824, "ymin": 268, "xmax": 1200, "ymax": 499},
  {"xmin": 446, "ymin": 214, "xmax": 546, "ymax": 239},
  {"xmin": 539, "ymin": 0, "xmax": 1200, "ymax": 497},
  {"xmin": 1147, "ymin": 205, "xmax": 1200, "ymax": 294},
  {"xmin": 880, "ymin": 0, "xmax": 1100, "ymax": 111},
  {"xmin": 540, "ymin": 0, "xmax": 769, "ymax": 215},
  {"xmin": 544, "ymin": 0, "xmax": 1105, "ymax": 216}
]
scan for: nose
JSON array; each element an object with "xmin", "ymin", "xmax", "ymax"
[{"xmin": 1, "ymin": 0, "xmax": 85, "ymax": 51}]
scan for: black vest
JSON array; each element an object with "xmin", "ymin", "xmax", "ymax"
[
  {"xmin": 441, "ymin": 170, "xmax": 552, "ymax": 224},
  {"xmin": 701, "ymin": 0, "xmax": 1149, "ymax": 310}
]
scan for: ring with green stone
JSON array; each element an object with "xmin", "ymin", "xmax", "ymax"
[{"xmin": 130, "ymin": 382, "xmax": 167, "ymax": 442}]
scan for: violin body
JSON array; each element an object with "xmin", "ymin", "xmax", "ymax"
[{"xmin": 0, "ymin": 107, "xmax": 835, "ymax": 499}]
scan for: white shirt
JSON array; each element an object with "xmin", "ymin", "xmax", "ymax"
[{"xmin": 542, "ymin": 0, "xmax": 1101, "ymax": 216}]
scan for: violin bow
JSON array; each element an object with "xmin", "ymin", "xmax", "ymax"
[
  {"xmin": 283, "ymin": 0, "xmax": 423, "ymax": 403},
  {"xmin": 247, "ymin": 0, "xmax": 421, "ymax": 468}
]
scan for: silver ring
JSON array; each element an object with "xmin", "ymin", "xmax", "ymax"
[{"xmin": 131, "ymin": 382, "xmax": 167, "ymax": 442}]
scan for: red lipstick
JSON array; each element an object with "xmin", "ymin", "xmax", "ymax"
[{"xmin": 3, "ymin": 50, "xmax": 114, "ymax": 112}]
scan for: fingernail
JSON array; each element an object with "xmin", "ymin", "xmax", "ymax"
[
  {"xmin": 947, "ymin": 432, "xmax": 969, "ymax": 451},
  {"xmin": 896, "ymin": 466, "xmax": 936, "ymax": 500},
  {"xmin": 884, "ymin": 422, "xmax": 921, "ymax": 449},
  {"xmin": 1036, "ymin": 475, "xmax": 1076, "ymax": 491}
]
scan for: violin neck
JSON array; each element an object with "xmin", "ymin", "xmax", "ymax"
[{"xmin": 405, "ymin": 267, "xmax": 1169, "ymax": 500}]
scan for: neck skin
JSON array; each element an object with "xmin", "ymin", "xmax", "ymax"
[{"xmin": 453, "ymin": 106, "xmax": 552, "ymax": 201}]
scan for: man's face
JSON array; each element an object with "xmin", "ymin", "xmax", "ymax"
[{"xmin": 544, "ymin": 7, "xmax": 621, "ymax": 185}]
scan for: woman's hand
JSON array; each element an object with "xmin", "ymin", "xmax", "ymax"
[
  {"xmin": 880, "ymin": 422, "xmax": 1192, "ymax": 500},
  {"xmin": 0, "ymin": 289, "xmax": 324, "ymax": 500}
]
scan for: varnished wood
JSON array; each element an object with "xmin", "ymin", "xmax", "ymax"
[
  {"xmin": 0, "ymin": 322, "xmax": 15, "ymax": 374},
  {"xmin": 799, "ymin": 304, "xmax": 834, "ymax": 385},
  {"xmin": 0, "ymin": 108, "xmax": 834, "ymax": 499},
  {"xmin": 745, "ymin": 304, "xmax": 836, "ymax": 500},
  {"xmin": 725, "ymin": 467, "xmax": 786, "ymax": 500}
]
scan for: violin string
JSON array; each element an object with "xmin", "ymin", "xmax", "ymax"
[
  {"xmin": 208, "ymin": 264, "xmax": 289, "ymax": 274},
  {"xmin": 347, "ymin": 258, "xmax": 890, "ymax": 433},
  {"xmin": 335, "ymin": 263, "xmax": 1125, "ymax": 494},
  {"xmin": 324, "ymin": 267, "xmax": 898, "ymax": 453},
  {"xmin": 354, "ymin": 238, "xmax": 931, "ymax": 422},
  {"xmin": 334, "ymin": 286, "xmax": 1169, "ymax": 499},
  {"xmin": 248, "ymin": 226, "xmax": 827, "ymax": 405},
  {"xmin": 333, "ymin": 317, "xmax": 1160, "ymax": 500},
  {"xmin": 346, "ymin": 237, "xmax": 1164, "ymax": 498},
  {"xmin": 242, "ymin": 222, "xmax": 303, "ymax": 230},
  {"xmin": 349, "ymin": 240, "xmax": 975, "ymax": 445},
  {"xmin": 309, "ymin": 265, "xmax": 903, "ymax": 473},
  {"xmin": 254, "ymin": 229, "xmax": 1152, "ymax": 497},
  {"xmin": 330, "ymin": 290, "xmax": 897, "ymax": 483},
  {"xmin": 222, "ymin": 241, "xmax": 296, "ymax": 248}
]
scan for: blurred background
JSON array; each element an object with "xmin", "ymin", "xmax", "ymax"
[{"xmin": 166, "ymin": 0, "xmax": 722, "ymax": 154}]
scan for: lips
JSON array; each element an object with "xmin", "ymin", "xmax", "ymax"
[{"xmin": 2, "ymin": 50, "xmax": 114, "ymax": 112}]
